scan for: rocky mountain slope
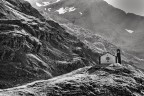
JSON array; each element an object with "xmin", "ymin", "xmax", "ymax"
[
  {"xmin": 0, "ymin": 0, "xmax": 100, "ymax": 89},
  {"xmin": 29, "ymin": 0, "xmax": 144, "ymax": 59},
  {"xmin": 0, "ymin": 63, "xmax": 144, "ymax": 96},
  {"xmin": 0, "ymin": 1, "xmax": 144, "ymax": 96},
  {"xmin": 61, "ymin": 23, "xmax": 144, "ymax": 70}
]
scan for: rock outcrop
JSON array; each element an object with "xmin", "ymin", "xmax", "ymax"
[
  {"xmin": 0, "ymin": 63, "xmax": 144, "ymax": 96},
  {"xmin": 0, "ymin": 0, "xmax": 100, "ymax": 89}
]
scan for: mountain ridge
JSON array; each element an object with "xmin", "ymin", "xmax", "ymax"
[{"xmin": 31, "ymin": 0, "xmax": 144, "ymax": 59}]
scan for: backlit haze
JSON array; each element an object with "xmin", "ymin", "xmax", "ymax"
[{"xmin": 104, "ymin": 0, "xmax": 144, "ymax": 16}]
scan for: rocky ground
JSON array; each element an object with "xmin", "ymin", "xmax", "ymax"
[{"xmin": 0, "ymin": 63, "xmax": 144, "ymax": 96}]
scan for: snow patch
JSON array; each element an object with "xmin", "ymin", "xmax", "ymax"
[
  {"xmin": 69, "ymin": 7, "xmax": 76, "ymax": 12},
  {"xmin": 56, "ymin": 7, "xmax": 66, "ymax": 14},
  {"xmin": 36, "ymin": 2, "xmax": 43, "ymax": 7},
  {"xmin": 43, "ymin": 2, "xmax": 50, "ymax": 5},
  {"xmin": 56, "ymin": 7, "xmax": 76, "ymax": 14},
  {"xmin": 125, "ymin": 29, "xmax": 134, "ymax": 33},
  {"xmin": 79, "ymin": 12, "xmax": 83, "ymax": 15},
  {"xmin": 56, "ymin": 0, "xmax": 61, "ymax": 3},
  {"xmin": 35, "ymin": 2, "xmax": 50, "ymax": 7},
  {"xmin": 48, "ymin": 8, "xmax": 52, "ymax": 11}
]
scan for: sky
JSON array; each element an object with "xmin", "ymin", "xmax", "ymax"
[{"xmin": 104, "ymin": 0, "xmax": 144, "ymax": 16}]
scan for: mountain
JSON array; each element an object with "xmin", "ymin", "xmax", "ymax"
[
  {"xmin": 0, "ymin": 0, "xmax": 144, "ymax": 96},
  {"xmin": 0, "ymin": 0, "xmax": 101, "ymax": 89},
  {"xmin": 0, "ymin": 0, "xmax": 144, "ymax": 95},
  {"xmin": 29, "ymin": 0, "xmax": 144, "ymax": 59},
  {"xmin": 0, "ymin": 63, "xmax": 144, "ymax": 96}
]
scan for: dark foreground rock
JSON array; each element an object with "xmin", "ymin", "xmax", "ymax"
[
  {"xmin": 0, "ymin": 0, "xmax": 99, "ymax": 89},
  {"xmin": 0, "ymin": 63, "xmax": 144, "ymax": 96}
]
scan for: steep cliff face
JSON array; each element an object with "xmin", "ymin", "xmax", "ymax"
[
  {"xmin": 0, "ymin": 0, "xmax": 43, "ymax": 19},
  {"xmin": 1, "ymin": 63, "xmax": 144, "ymax": 96},
  {"xmin": 0, "ymin": 0, "xmax": 100, "ymax": 89}
]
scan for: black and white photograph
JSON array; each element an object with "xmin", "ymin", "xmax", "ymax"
[{"xmin": 0, "ymin": 0, "xmax": 144, "ymax": 95}]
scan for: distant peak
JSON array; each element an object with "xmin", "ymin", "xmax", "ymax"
[{"xmin": 103, "ymin": 0, "xmax": 144, "ymax": 16}]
